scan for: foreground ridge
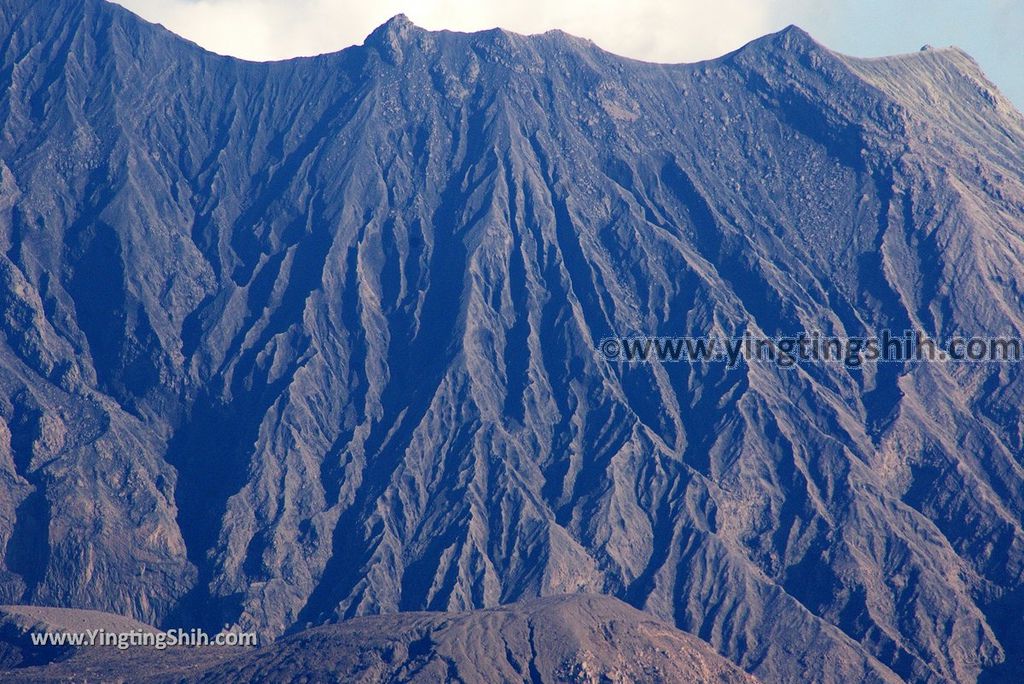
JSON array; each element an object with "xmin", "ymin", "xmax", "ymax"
[{"xmin": 1, "ymin": 596, "xmax": 758, "ymax": 682}]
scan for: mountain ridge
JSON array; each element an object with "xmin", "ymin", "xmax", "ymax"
[
  {"xmin": 1, "ymin": 1, "xmax": 1023, "ymax": 682},
  {"xmin": 0, "ymin": 595, "xmax": 759, "ymax": 682}
]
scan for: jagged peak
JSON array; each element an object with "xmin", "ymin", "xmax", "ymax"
[
  {"xmin": 361, "ymin": 14, "xmax": 427, "ymax": 63},
  {"xmin": 735, "ymin": 23, "xmax": 826, "ymax": 58},
  {"xmin": 776, "ymin": 24, "xmax": 816, "ymax": 40},
  {"xmin": 722, "ymin": 23, "xmax": 857, "ymax": 85},
  {"xmin": 365, "ymin": 14, "xmax": 420, "ymax": 46},
  {"xmin": 372, "ymin": 14, "xmax": 417, "ymax": 36}
]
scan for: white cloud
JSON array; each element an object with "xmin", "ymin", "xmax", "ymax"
[{"xmin": 112, "ymin": 0, "xmax": 794, "ymax": 63}]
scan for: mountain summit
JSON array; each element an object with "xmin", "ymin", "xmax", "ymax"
[{"xmin": 1, "ymin": 1, "xmax": 1023, "ymax": 681}]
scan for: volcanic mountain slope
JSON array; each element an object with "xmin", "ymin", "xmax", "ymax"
[
  {"xmin": 1, "ymin": 595, "xmax": 758, "ymax": 683},
  {"xmin": 0, "ymin": 604, "xmax": 161, "ymax": 668},
  {"xmin": 1, "ymin": 0, "xmax": 1024, "ymax": 681}
]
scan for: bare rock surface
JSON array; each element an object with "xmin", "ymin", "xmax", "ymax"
[
  {"xmin": 0, "ymin": 1, "xmax": 1023, "ymax": 682},
  {"xmin": 194, "ymin": 594, "xmax": 759, "ymax": 684},
  {"xmin": 0, "ymin": 595, "xmax": 756, "ymax": 683},
  {"xmin": 0, "ymin": 604, "xmax": 160, "ymax": 668}
]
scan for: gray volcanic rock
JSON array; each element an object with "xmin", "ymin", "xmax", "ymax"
[
  {"xmin": 0, "ymin": 595, "xmax": 756, "ymax": 682},
  {"xmin": 191, "ymin": 594, "xmax": 759, "ymax": 683},
  {"xmin": 0, "ymin": 0, "xmax": 1023, "ymax": 682},
  {"xmin": 0, "ymin": 605, "xmax": 249, "ymax": 681},
  {"xmin": 0, "ymin": 604, "xmax": 160, "ymax": 668}
]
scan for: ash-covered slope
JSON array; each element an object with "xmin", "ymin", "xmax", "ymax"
[
  {"xmin": 189, "ymin": 594, "xmax": 759, "ymax": 683},
  {"xmin": 0, "ymin": 604, "xmax": 161, "ymax": 668},
  {"xmin": 0, "ymin": 595, "xmax": 756, "ymax": 682},
  {"xmin": 1, "ymin": 0, "xmax": 1024, "ymax": 681}
]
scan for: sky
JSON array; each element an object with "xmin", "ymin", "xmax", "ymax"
[{"xmin": 113, "ymin": 0, "xmax": 1024, "ymax": 110}]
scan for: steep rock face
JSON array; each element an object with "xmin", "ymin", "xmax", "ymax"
[{"xmin": 0, "ymin": 1, "xmax": 1023, "ymax": 681}]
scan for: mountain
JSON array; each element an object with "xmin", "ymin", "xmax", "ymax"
[
  {"xmin": 1, "ymin": 595, "xmax": 758, "ymax": 682},
  {"xmin": 1, "ymin": 0, "xmax": 1023, "ymax": 681},
  {"xmin": 0, "ymin": 604, "xmax": 162, "ymax": 668}
]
